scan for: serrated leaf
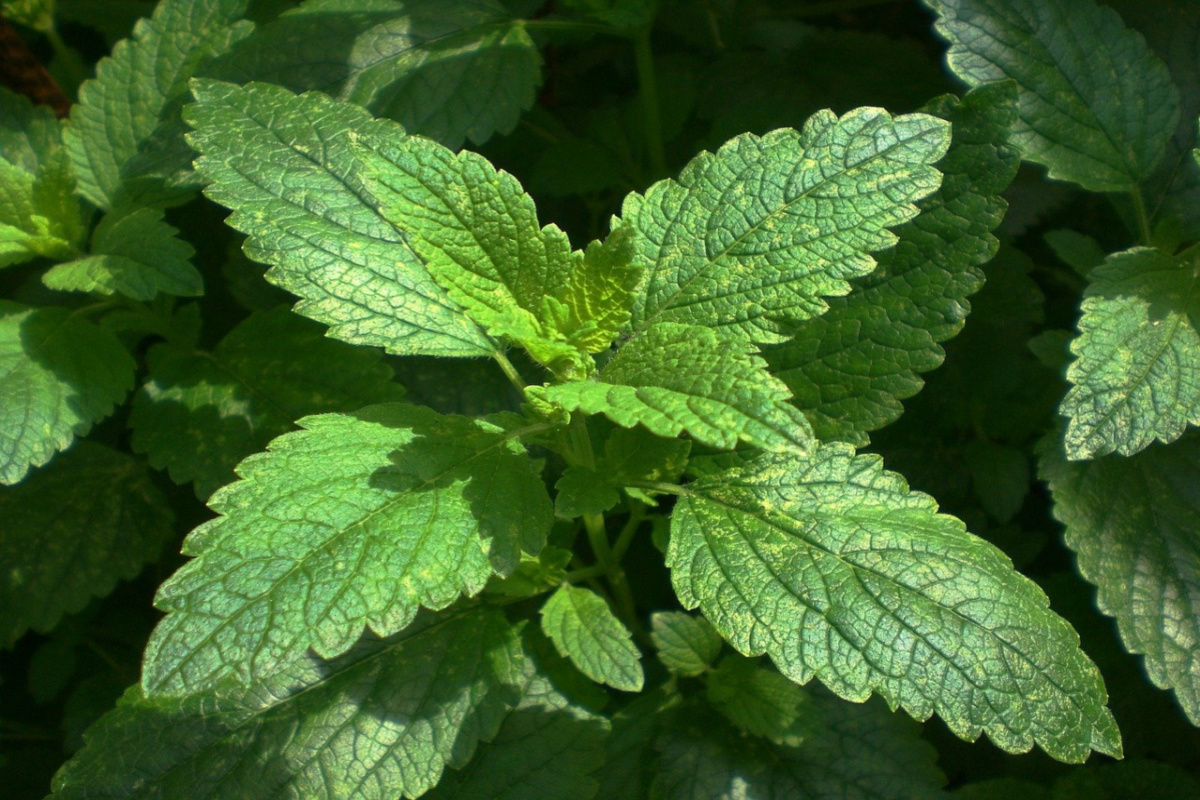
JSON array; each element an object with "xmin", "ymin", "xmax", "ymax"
[
  {"xmin": 706, "ymin": 654, "xmax": 815, "ymax": 746},
  {"xmin": 1061, "ymin": 247, "xmax": 1200, "ymax": 459},
  {"xmin": 541, "ymin": 584, "xmax": 644, "ymax": 691},
  {"xmin": 924, "ymin": 0, "xmax": 1179, "ymax": 192},
  {"xmin": 554, "ymin": 465, "xmax": 620, "ymax": 519},
  {"xmin": 615, "ymin": 107, "xmax": 949, "ymax": 344},
  {"xmin": 186, "ymin": 79, "xmax": 493, "ymax": 357},
  {"xmin": 0, "ymin": 85, "xmax": 60, "ymax": 174},
  {"xmin": 765, "ymin": 83, "xmax": 1019, "ymax": 444},
  {"xmin": 0, "ymin": 442, "xmax": 173, "ymax": 647},
  {"xmin": 668, "ymin": 445, "xmax": 1121, "ymax": 762},
  {"xmin": 43, "ymin": 206, "xmax": 201, "ymax": 300},
  {"xmin": 51, "ymin": 607, "xmax": 526, "ymax": 800},
  {"xmin": 0, "ymin": 301, "xmax": 135, "ymax": 485},
  {"xmin": 1041, "ymin": 432, "xmax": 1200, "ymax": 724},
  {"xmin": 652, "ymin": 691, "xmax": 944, "ymax": 800},
  {"xmin": 64, "ymin": 0, "xmax": 254, "ymax": 208},
  {"xmin": 214, "ymin": 0, "xmax": 542, "ymax": 149},
  {"xmin": 129, "ymin": 307, "xmax": 406, "ymax": 499},
  {"xmin": 556, "ymin": 226, "xmax": 641, "ymax": 354},
  {"xmin": 595, "ymin": 688, "xmax": 662, "ymax": 800},
  {"xmin": 650, "ymin": 611, "xmax": 722, "ymax": 676},
  {"xmin": 0, "ymin": 149, "xmax": 85, "ymax": 267},
  {"xmin": 141, "ymin": 403, "xmax": 552, "ymax": 695},
  {"xmin": 542, "ymin": 322, "xmax": 814, "ymax": 455}
]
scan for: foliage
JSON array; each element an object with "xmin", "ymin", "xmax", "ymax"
[{"xmin": 1, "ymin": 0, "xmax": 1198, "ymax": 797}]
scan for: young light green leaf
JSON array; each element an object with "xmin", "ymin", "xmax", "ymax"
[
  {"xmin": 186, "ymin": 79, "xmax": 493, "ymax": 357},
  {"xmin": 142, "ymin": 403, "xmax": 552, "ymax": 695},
  {"xmin": 706, "ymin": 654, "xmax": 815, "ymax": 746},
  {"xmin": 541, "ymin": 322, "xmax": 814, "ymax": 455},
  {"xmin": 64, "ymin": 0, "xmax": 254, "ymax": 208},
  {"xmin": 1041, "ymin": 432, "xmax": 1200, "ymax": 725},
  {"xmin": 650, "ymin": 611, "xmax": 723, "ymax": 676},
  {"xmin": 555, "ymin": 226, "xmax": 641, "ymax": 354},
  {"xmin": 924, "ymin": 0, "xmax": 1179, "ymax": 192},
  {"xmin": 130, "ymin": 307, "xmax": 406, "ymax": 499},
  {"xmin": 0, "ymin": 85, "xmax": 60, "ymax": 174},
  {"xmin": 0, "ymin": 150, "xmax": 85, "ymax": 267},
  {"xmin": 554, "ymin": 465, "xmax": 620, "ymax": 519},
  {"xmin": 765, "ymin": 83, "xmax": 1020, "ymax": 444},
  {"xmin": 668, "ymin": 445, "xmax": 1122, "ymax": 763},
  {"xmin": 540, "ymin": 584, "xmax": 644, "ymax": 691},
  {"xmin": 616, "ymin": 107, "xmax": 950, "ymax": 344},
  {"xmin": 0, "ymin": 301, "xmax": 135, "ymax": 485},
  {"xmin": 1061, "ymin": 247, "xmax": 1200, "ymax": 459},
  {"xmin": 213, "ymin": 0, "xmax": 542, "ymax": 149},
  {"xmin": 43, "ymin": 206, "xmax": 202, "ymax": 300},
  {"xmin": 0, "ymin": 442, "xmax": 173, "ymax": 647},
  {"xmin": 52, "ymin": 607, "xmax": 526, "ymax": 800}
]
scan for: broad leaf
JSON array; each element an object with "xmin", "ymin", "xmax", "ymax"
[
  {"xmin": 52, "ymin": 607, "xmax": 525, "ymax": 800},
  {"xmin": 1061, "ymin": 247, "xmax": 1200, "ymax": 459},
  {"xmin": 213, "ymin": 0, "xmax": 542, "ymax": 149},
  {"xmin": 924, "ymin": 0, "xmax": 1179, "ymax": 192},
  {"xmin": 0, "ymin": 301, "xmax": 135, "ymax": 485},
  {"xmin": 650, "ymin": 611, "xmax": 723, "ymax": 676},
  {"xmin": 130, "ymin": 306, "xmax": 406, "ymax": 499},
  {"xmin": 540, "ymin": 584, "xmax": 644, "ymax": 691},
  {"xmin": 1041, "ymin": 432, "xmax": 1200, "ymax": 724},
  {"xmin": 706, "ymin": 654, "xmax": 815, "ymax": 746},
  {"xmin": 668, "ymin": 445, "xmax": 1121, "ymax": 762},
  {"xmin": 0, "ymin": 443, "xmax": 173, "ymax": 647},
  {"xmin": 554, "ymin": 465, "xmax": 620, "ymax": 519},
  {"xmin": 541, "ymin": 322, "xmax": 814, "ymax": 455},
  {"xmin": 43, "ymin": 206, "xmax": 202, "ymax": 300},
  {"xmin": 615, "ymin": 107, "xmax": 949, "ymax": 344},
  {"xmin": 555, "ymin": 227, "xmax": 641, "ymax": 354},
  {"xmin": 765, "ymin": 82, "xmax": 1019, "ymax": 444},
  {"xmin": 141, "ymin": 403, "xmax": 552, "ymax": 695},
  {"xmin": 64, "ymin": 0, "xmax": 254, "ymax": 208},
  {"xmin": 186, "ymin": 79, "xmax": 493, "ymax": 357}
]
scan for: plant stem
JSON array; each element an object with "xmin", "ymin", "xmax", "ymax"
[
  {"xmin": 45, "ymin": 28, "xmax": 89, "ymax": 97},
  {"xmin": 625, "ymin": 478, "xmax": 688, "ymax": 496},
  {"xmin": 566, "ymin": 563, "xmax": 609, "ymax": 582},
  {"xmin": 584, "ymin": 511, "xmax": 613, "ymax": 565},
  {"xmin": 492, "ymin": 349, "xmax": 528, "ymax": 393},
  {"xmin": 610, "ymin": 503, "xmax": 646, "ymax": 564},
  {"xmin": 1129, "ymin": 185, "xmax": 1153, "ymax": 245},
  {"xmin": 634, "ymin": 28, "xmax": 667, "ymax": 178}
]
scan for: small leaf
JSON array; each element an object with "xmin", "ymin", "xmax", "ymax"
[
  {"xmin": 0, "ymin": 150, "xmax": 85, "ymax": 267},
  {"xmin": 0, "ymin": 443, "xmax": 173, "ymax": 647},
  {"xmin": 556, "ymin": 226, "xmax": 641, "ymax": 353},
  {"xmin": 650, "ymin": 611, "xmax": 722, "ymax": 676},
  {"xmin": 1045, "ymin": 229, "xmax": 1105, "ymax": 277},
  {"xmin": 555, "ymin": 465, "xmax": 620, "ymax": 519},
  {"xmin": 705, "ymin": 653, "xmax": 816, "ymax": 746},
  {"xmin": 142, "ymin": 403, "xmax": 552, "ymax": 695},
  {"xmin": 540, "ymin": 584, "xmax": 644, "ymax": 691},
  {"xmin": 964, "ymin": 440, "xmax": 1030, "ymax": 523},
  {"xmin": 0, "ymin": 301, "xmax": 135, "ymax": 484},
  {"xmin": 0, "ymin": 85, "xmax": 60, "ymax": 174}
]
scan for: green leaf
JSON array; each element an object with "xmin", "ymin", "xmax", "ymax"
[
  {"xmin": 765, "ymin": 83, "xmax": 1020, "ymax": 444},
  {"xmin": 650, "ymin": 610, "xmax": 722, "ymax": 676},
  {"xmin": 51, "ymin": 607, "xmax": 526, "ymax": 800},
  {"xmin": 0, "ymin": 85, "xmax": 60, "ymax": 174},
  {"xmin": 1045, "ymin": 229, "xmax": 1105, "ymax": 277},
  {"xmin": 130, "ymin": 307, "xmax": 406, "ymax": 499},
  {"xmin": 141, "ymin": 403, "xmax": 552, "ymax": 695},
  {"xmin": 1052, "ymin": 760, "xmax": 1200, "ymax": 800},
  {"xmin": 0, "ymin": 301, "xmax": 135, "ymax": 485},
  {"xmin": 0, "ymin": 150, "xmax": 85, "ymax": 267},
  {"xmin": 186, "ymin": 79, "xmax": 493, "ymax": 357},
  {"xmin": 615, "ymin": 107, "xmax": 950, "ymax": 344},
  {"xmin": 652, "ymin": 691, "xmax": 944, "ymax": 800},
  {"xmin": 1041, "ymin": 432, "xmax": 1200, "ymax": 725},
  {"xmin": 63, "ymin": 0, "xmax": 254, "ymax": 208},
  {"xmin": 554, "ymin": 465, "xmax": 620, "ymax": 519},
  {"xmin": 540, "ymin": 584, "xmax": 644, "ymax": 691},
  {"xmin": 214, "ymin": 0, "xmax": 542, "ymax": 149},
  {"xmin": 963, "ymin": 440, "xmax": 1030, "ymax": 523},
  {"xmin": 705, "ymin": 654, "xmax": 815, "ymax": 746},
  {"xmin": 953, "ymin": 779, "xmax": 1051, "ymax": 800},
  {"xmin": 555, "ymin": 226, "xmax": 641, "ymax": 354},
  {"xmin": 0, "ymin": 442, "xmax": 173, "ymax": 647},
  {"xmin": 43, "ymin": 206, "xmax": 202, "ymax": 299},
  {"xmin": 541, "ymin": 322, "xmax": 814, "ymax": 455},
  {"xmin": 668, "ymin": 445, "xmax": 1122, "ymax": 762},
  {"xmin": 601, "ymin": 424, "xmax": 690, "ymax": 503},
  {"xmin": 924, "ymin": 0, "xmax": 1180, "ymax": 192},
  {"xmin": 1061, "ymin": 247, "xmax": 1200, "ymax": 459}
]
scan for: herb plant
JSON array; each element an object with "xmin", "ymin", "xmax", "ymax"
[{"xmin": 1, "ymin": 0, "xmax": 1199, "ymax": 797}]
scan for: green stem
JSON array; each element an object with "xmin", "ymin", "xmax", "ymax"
[
  {"xmin": 610, "ymin": 503, "xmax": 646, "ymax": 564},
  {"xmin": 583, "ymin": 512, "xmax": 613, "ymax": 566},
  {"xmin": 45, "ymin": 28, "xmax": 89, "ymax": 97},
  {"xmin": 1129, "ymin": 185, "xmax": 1153, "ymax": 245},
  {"xmin": 634, "ymin": 29, "xmax": 667, "ymax": 178},
  {"xmin": 566, "ymin": 563, "xmax": 609, "ymax": 582},
  {"xmin": 625, "ymin": 478, "xmax": 688, "ymax": 496},
  {"xmin": 492, "ymin": 349, "xmax": 528, "ymax": 393}
]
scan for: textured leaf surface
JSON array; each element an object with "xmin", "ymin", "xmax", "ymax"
[
  {"xmin": 554, "ymin": 465, "xmax": 620, "ymax": 519},
  {"xmin": 1061, "ymin": 247, "xmax": 1200, "ymax": 459},
  {"xmin": 668, "ymin": 446, "xmax": 1121, "ymax": 762},
  {"xmin": 924, "ymin": 0, "xmax": 1179, "ymax": 192},
  {"xmin": 0, "ymin": 301, "xmax": 135, "ymax": 485},
  {"xmin": 142, "ymin": 403, "xmax": 552, "ymax": 695},
  {"xmin": 650, "ymin": 611, "xmax": 722, "ymax": 676},
  {"xmin": 0, "ymin": 85, "xmax": 60, "ymax": 174},
  {"xmin": 556, "ymin": 227, "xmax": 640, "ymax": 354},
  {"xmin": 765, "ymin": 83, "xmax": 1019, "ymax": 444},
  {"xmin": 541, "ymin": 584, "xmax": 644, "ymax": 691},
  {"xmin": 0, "ymin": 150, "xmax": 85, "ymax": 267},
  {"xmin": 64, "ymin": 0, "xmax": 254, "ymax": 208},
  {"xmin": 42, "ymin": 206, "xmax": 201, "ymax": 300},
  {"xmin": 52, "ymin": 608, "xmax": 524, "ymax": 800},
  {"xmin": 652, "ymin": 692, "xmax": 944, "ymax": 800},
  {"xmin": 0, "ymin": 443, "xmax": 173, "ymax": 647},
  {"xmin": 186, "ymin": 79, "xmax": 492, "ymax": 357},
  {"xmin": 542, "ymin": 323, "xmax": 813, "ymax": 455},
  {"xmin": 214, "ymin": 0, "xmax": 541, "ymax": 149},
  {"xmin": 706, "ymin": 654, "xmax": 814, "ymax": 746},
  {"xmin": 130, "ymin": 307, "xmax": 405, "ymax": 499},
  {"xmin": 615, "ymin": 107, "xmax": 949, "ymax": 344},
  {"xmin": 1041, "ymin": 433, "xmax": 1200, "ymax": 724}
]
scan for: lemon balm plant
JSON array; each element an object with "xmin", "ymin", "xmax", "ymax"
[{"xmin": 1, "ymin": 0, "xmax": 1199, "ymax": 797}]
